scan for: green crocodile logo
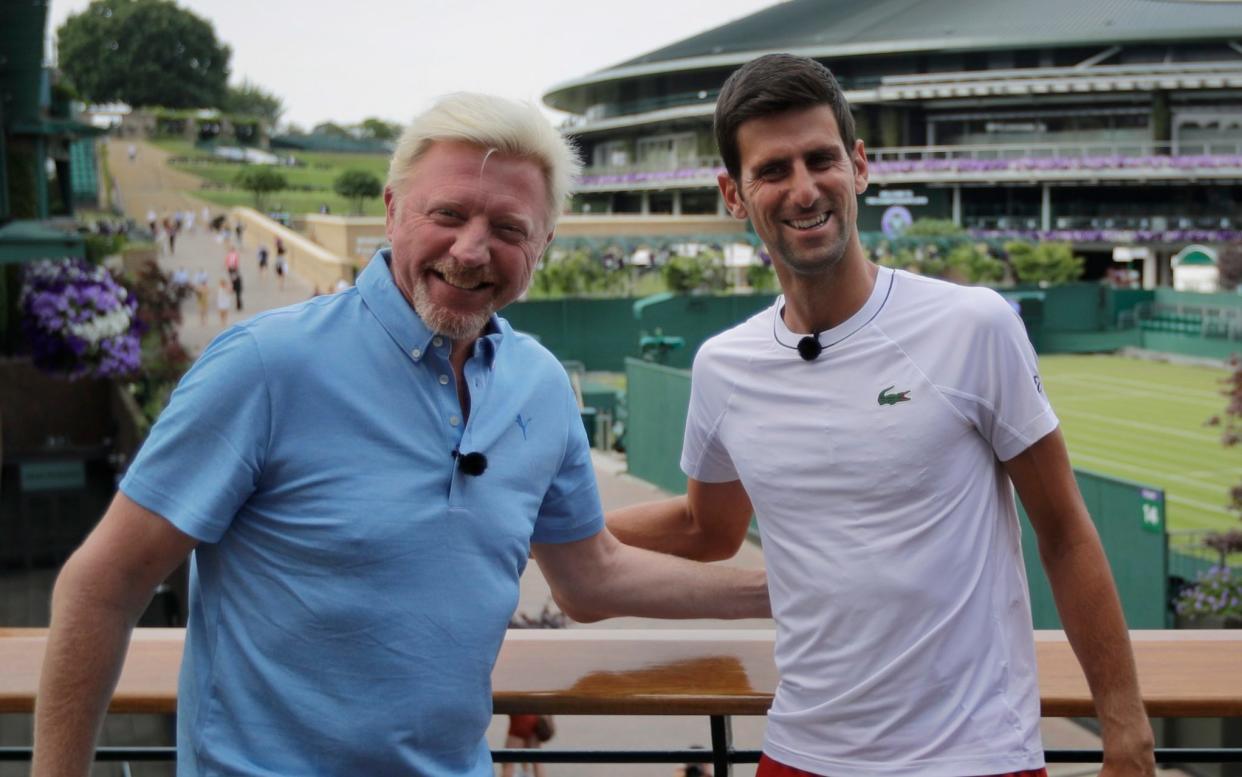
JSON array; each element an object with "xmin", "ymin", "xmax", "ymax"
[{"xmin": 878, "ymin": 386, "xmax": 911, "ymax": 406}]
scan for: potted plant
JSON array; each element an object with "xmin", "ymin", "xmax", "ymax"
[{"xmin": 1173, "ymin": 565, "xmax": 1242, "ymax": 629}]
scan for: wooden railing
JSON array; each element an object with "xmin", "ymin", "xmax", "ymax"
[{"xmin": 2, "ymin": 628, "xmax": 1241, "ymax": 772}]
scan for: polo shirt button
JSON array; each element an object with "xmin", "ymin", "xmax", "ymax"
[
  {"xmin": 449, "ymin": 415, "xmax": 460, "ymax": 426},
  {"xmin": 439, "ymin": 375, "xmax": 449, "ymax": 385},
  {"xmin": 432, "ymin": 336, "xmax": 444, "ymax": 347},
  {"xmin": 411, "ymin": 347, "xmax": 421, "ymax": 359}
]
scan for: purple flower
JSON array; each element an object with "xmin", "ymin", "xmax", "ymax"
[{"xmin": 19, "ymin": 258, "xmax": 142, "ymax": 380}]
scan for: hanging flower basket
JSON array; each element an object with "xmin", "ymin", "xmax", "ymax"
[
  {"xmin": 19, "ymin": 258, "xmax": 143, "ymax": 380},
  {"xmin": 1174, "ymin": 566, "xmax": 1242, "ymax": 629}
]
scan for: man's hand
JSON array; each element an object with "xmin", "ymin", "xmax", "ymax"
[{"xmin": 1100, "ymin": 731, "xmax": 1157, "ymax": 776}]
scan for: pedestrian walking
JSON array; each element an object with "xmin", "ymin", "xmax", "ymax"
[
  {"xmin": 195, "ymin": 279, "xmax": 210, "ymax": 326},
  {"xmin": 193, "ymin": 270, "xmax": 210, "ymax": 326},
  {"xmin": 215, "ymin": 279, "xmax": 231, "ymax": 325},
  {"xmin": 257, "ymin": 245, "xmax": 269, "ymax": 277},
  {"xmin": 275, "ymin": 238, "xmax": 288, "ymax": 291}
]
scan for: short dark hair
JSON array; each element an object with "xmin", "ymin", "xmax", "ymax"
[{"xmin": 714, "ymin": 54, "xmax": 857, "ymax": 180}]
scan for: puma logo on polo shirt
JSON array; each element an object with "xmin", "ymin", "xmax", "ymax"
[
  {"xmin": 877, "ymin": 386, "xmax": 911, "ymax": 406},
  {"xmin": 515, "ymin": 414, "xmax": 531, "ymax": 440}
]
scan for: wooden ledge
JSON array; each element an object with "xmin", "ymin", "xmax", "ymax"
[{"xmin": 2, "ymin": 628, "xmax": 1240, "ymax": 717}]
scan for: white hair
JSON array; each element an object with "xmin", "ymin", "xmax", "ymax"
[{"xmin": 387, "ymin": 92, "xmax": 581, "ymax": 227}]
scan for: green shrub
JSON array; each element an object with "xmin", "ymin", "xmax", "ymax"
[{"xmin": 1006, "ymin": 241, "xmax": 1084, "ymax": 284}]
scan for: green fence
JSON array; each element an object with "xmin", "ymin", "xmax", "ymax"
[
  {"xmin": 625, "ymin": 358, "xmax": 1171, "ymax": 628},
  {"xmin": 624, "ymin": 358, "xmax": 693, "ymax": 494},
  {"xmin": 508, "ymin": 294, "xmax": 775, "ymax": 372},
  {"xmin": 505, "ymin": 298, "xmax": 638, "ymax": 372},
  {"xmin": 508, "ymin": 282, "xmax": 1242, "ymax": 372},
  {"xmin": 1019, "ymin": 476, "xmax": 1168, "ymax": 628}
]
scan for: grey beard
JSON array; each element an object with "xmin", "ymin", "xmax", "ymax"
[{"xmin": 409, "ymin": 279, "xmax": 493, "ymax": 341}]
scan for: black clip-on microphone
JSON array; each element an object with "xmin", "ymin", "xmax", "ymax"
[
  {"xmin": 452, "ymin": 449, "xmax": 488, "ymax": 476},
  {"xmin": 797, "ymin": 333, "xmax": 823, "ymax": 361}
]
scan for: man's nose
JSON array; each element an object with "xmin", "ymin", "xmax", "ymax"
[
  {"xmin": 451, "ymin": 219, "xmax": 490, "ymax": 266},
  {"xmin": 789, "ymin": 163, "xmax": 819, "ymax": 209}
]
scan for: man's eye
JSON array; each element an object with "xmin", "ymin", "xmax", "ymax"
[
  {"xmin": 808, "ymin": 154, "xmax": 834, "ymax": 169},
  {"xmin": 434, "ymin": 209, "xmax": 462, "ymax": 220}
]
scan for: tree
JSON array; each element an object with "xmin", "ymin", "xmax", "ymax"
[
  {"xmin": 661, "ymin": 251, "xmax": 728, "ymax": 293},
  {"xmin": 945, "ymin": 243, "xmax": 1006, "ymax": 284},
  {"xmin": 356, "ymin": 118, "xmax": 402, "ymax": 143},
  {"xmin": 746, "ymin": 262, "xmax": 777, "ymax": 292},
  {"xmin": 333, "ymin": 170, "xmax": 383, "ymax": 216},
  {"xmin": 234, "ymin": 166, "xmax": 286, "ymax": 210},
  {"xmin": 57, "ymin": 0, "xmax": 231, "ymax": 109},
  {"xmin": 312, "ymin": 122, "xmax": 352, "ymax": 138},
  {"xmin": 1217, "ymin": 242, "xmax": 1242, "ymax": 292},
  {"xmin": 1005, "ymin": 241, "xmax": 1084, "ymax": 285},
  {"xmin": 224, "ymin": 79, "xmax": 284, "ymax": 124},
  {"xmin": 903, "ymin": 218, "xmax": 966, "ymax": 238}
]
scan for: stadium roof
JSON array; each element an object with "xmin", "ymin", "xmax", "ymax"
[{"xmin": 545, "ymin": 0, "xmax": 1242, "ymax": 111}]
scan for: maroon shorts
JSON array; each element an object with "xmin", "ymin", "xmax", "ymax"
[
  {"xmin": 756, "ymin": 754, "xmax": 1049, "ymax": 777},
  {"xmin": 507, "ymin": 714, "xmax": 539, "ymax": 739}
]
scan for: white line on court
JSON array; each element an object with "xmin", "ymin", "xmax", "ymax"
[
  {"xmin": 1047, "ymin": 374, "xmax": 1223, "ymax": 406},
  {"xmin": 1057, "ymin": 408, "xmax": 1221, "ymax": 443},
  {"xmin": 1069, "ymin": 452, "xmax": 1232, "ymax": 504}
]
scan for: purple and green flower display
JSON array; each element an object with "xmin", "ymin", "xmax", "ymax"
[{"xmin": 20, "ymin": 258, "xmax": 142, "ymax": 379}]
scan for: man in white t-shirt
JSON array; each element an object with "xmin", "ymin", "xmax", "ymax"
[{"xmin": 607, "ymin": 54, "xmax": 1155, "ymax": 777}]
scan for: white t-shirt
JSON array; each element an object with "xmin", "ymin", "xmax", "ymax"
[{"xmin": 682, "ymin": 266, "xmax": 1058, "ymax": 777}]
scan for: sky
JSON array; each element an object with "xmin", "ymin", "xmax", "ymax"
[{"xmin": 46, "ymin": 0, "xmax": 777, "ymax": 129}]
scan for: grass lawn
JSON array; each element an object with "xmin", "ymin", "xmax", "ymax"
[
  {"xmin": 153, "ymin": 139, "xmax": 389, "ymax": 216},
  {"xmin": 1039, "ymin": 353, "xmax": 1241, "ymax": 534}
]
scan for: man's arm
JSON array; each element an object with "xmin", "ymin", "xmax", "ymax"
[
  {"xmin": 33, "ymin": 493, "xmax": 198, "ymax": 777},
  {"xmin": 1004, "ymin": 428, "xmax": 1155, "ymax": 777},
  {"xmin": 605, "ymin": 478, "xmax": 754, "ymax": 561},
  {"xmin": 531, "ymin": 526, "xmax": 769, "ymax": 624}
]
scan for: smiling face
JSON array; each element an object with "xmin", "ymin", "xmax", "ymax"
[
  {"xmin": 384, "ymin": 140, "xmax": 553, "ymax": 342},
  {"xmin": 719, "ymin": 104, "xmax": 869, "ymax": 280}
]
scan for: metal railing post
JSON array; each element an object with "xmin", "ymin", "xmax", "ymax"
[{"xmin": 710, "ymin": 714, "xmax": 734, "ymax": 776}]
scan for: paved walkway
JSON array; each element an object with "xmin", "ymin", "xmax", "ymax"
[{"xmin": 104, "ymin": 138, "xmax": 316, "ymax": 354}]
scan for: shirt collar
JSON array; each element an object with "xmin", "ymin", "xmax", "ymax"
[
  {"xmin": 773, "ymin": 264, "xmax": 894, "ymax": 351},
  {"xmin": 356, "ymin": 249, "xmax": 505, "ymax": 366}
]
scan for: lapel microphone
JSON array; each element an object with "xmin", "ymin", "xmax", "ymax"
[
  {"xmin": 797, "ymin": 334, "xmax": 823, "ymax": 361},
  {"xmin": 452, "ymin": 449, "xmax": 488, "ymax": 476}
]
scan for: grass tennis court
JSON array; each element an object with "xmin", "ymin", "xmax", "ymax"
[{"xmin": 1039, "ymin": 354, "xmax": 1241, "ymax": 533}]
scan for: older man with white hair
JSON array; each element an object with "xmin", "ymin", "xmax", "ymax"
[{"xmin": 33, "ymin": 93, "xmax": 770, "ymax": 777}]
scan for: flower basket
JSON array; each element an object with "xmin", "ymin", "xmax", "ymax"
[
  {"xmin": 1174, "ymin": 566, "xmax": 1242, "ymax": 628},
  {"xmin": 19, "ymin": 258, "xmax": 142, "ymax": 380}
]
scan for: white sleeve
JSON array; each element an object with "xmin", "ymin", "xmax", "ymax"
[
  {"xmin": 935, "ymin": 289, "xmax": 1059, "ymax": 461},
  {"xmin": 680, "ymin": 346, "xmax": 739, "ymax": 483}
]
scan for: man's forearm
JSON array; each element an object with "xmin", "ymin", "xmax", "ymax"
[
  {"xmin": 544, "ymin": 532, "xmax": 770, "ymax": 623},
  {"xmin": 33, "ymin": 559, "xmax": 143, "ymax": 776},
  {"xmin": 608, "ymin": 479, "xmax": 754, "ymax": 562},
  {"xmin": 1041, "ymin": 536, "xmax": 1154, "ymax": 768},
  {"xmin": 606, "ymin": 496, "xmax": 703, "ymax": 556}
]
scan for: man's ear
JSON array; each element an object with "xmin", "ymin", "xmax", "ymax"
[
  {"xmin": 851, "ymin": 139, "xmax": 869, "ymax": 196},
  {"xmin": 383, "ymin": 185, "xmax": 398, "ymax": 241},
  {"xmin": 718, "ymin": 172, "xmax": 747, "ymax": 220},
  {"xmin": 536, "ymin": 229, "xmax": 556, "ymax": 268}
]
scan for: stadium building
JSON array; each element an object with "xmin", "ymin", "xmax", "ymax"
[{"xmin": 544, "ymin": 0, "xmax": 1242, "ymax": 285}]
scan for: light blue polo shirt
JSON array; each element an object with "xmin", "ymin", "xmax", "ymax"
[{"xmin": 120, "ymin": 251, "xmax": 604, "ymax": 776}]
